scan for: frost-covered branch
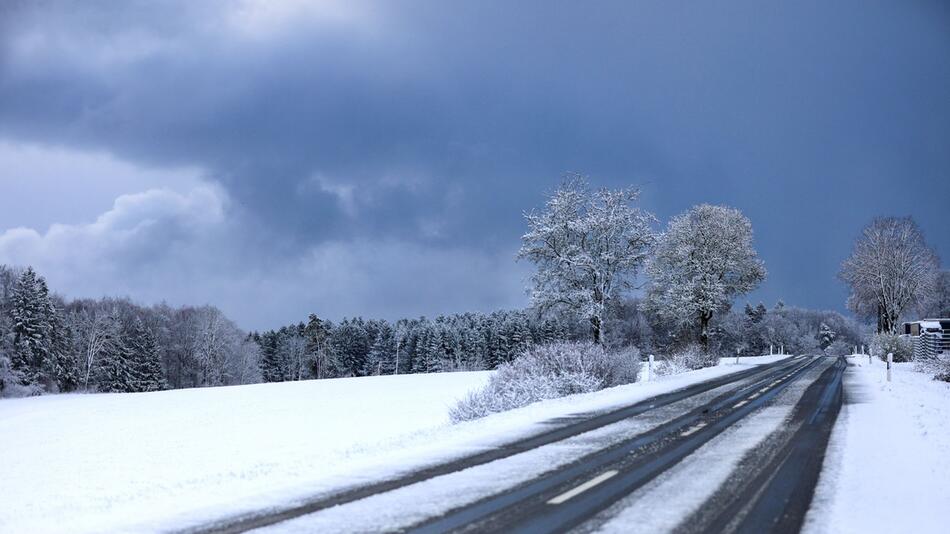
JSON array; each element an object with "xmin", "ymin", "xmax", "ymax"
[{"xmin": 518, "ymin": 174, "xmax": 657, "ymax": 343}]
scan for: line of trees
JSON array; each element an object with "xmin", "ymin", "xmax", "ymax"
[
  {"xmin": 253, "ymin": 311, "xmax": 574, "ymax": 382},
  {"xmin": 519, "ymin": 176, "xmax": 767, "ymax": 353},
  {"xmin": 252, "ymin": 295, "xmax": 869, "ymax": 386},
  {"xmin": 0, "ymin": 265, "xmax": 259, "ymax": 397},
  {"xmin": 603, "ymin": 297, "xmax": 865, "ymax": 358},
  {"xmin": 7, "ymin": 180, "xmax": 941, "ymax": 396},
  {"xmin": 0, "ymin": 263, "xmax": 586, "ymax": 394}
]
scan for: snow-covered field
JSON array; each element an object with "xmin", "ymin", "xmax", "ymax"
[
  {"xmin": 1, "ymin": 372, "xmax": 492, "ymax": 533},
  {"xmin": 805, "ymin": 356, "xmax": 950, "ymax": 534},
  {"xmin": 0, "ymin": 357, "xmax": 782, "ymax": 533}
]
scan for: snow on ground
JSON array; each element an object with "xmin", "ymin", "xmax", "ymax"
[
  {"xmin": 0, "ymin": 372, "xmax": 490, "ymax": 533},
  {"xmin": 589, "ymin": 356, "xmax": 822, "ymax": 533},
  {"xmin": 804, "ymin": 356, "xmax": 950, "ymax": 534},
  {"xmin": 258, "ymin": 356, "xmax": 792, "ymax": 533},
  {"xmin": 0, "ymin": 356, "xmax": 788, "ymax": 533}
]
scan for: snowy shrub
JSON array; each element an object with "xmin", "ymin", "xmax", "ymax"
[
  {"xmin": 0, "ymin": 353, "xmax": 41, "ymax": 398},
  {"xmin": 916, "ymin": 357, "xmax": 950, "ymax": 382},
  {"xmin": 655, "ymin": 345, "xmax": 718, "ymax": 377},
  {"xmin": 870, "ymin": 333, "xmax": 912, "ymax": 363},
  {"xmin": 914, "ymin": 346, "xmax": 950, "ymax": 382},
  {"xmin": 449, "ymin": 342, "xmax": 640, "ymax": 422}
]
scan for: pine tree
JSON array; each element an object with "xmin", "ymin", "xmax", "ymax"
[
  {"xmin": 393, "ymin": 322, "xmax": 411, "ymax": 374},
  {"xmin": 488, "ymin": 328, "xmax": 509, "ymax": 368},
  {"xmin": 816, "ymin": 322, "xmax": 836, "ymax": 350},
  {"xmin": 94, "ymin": 315, "xmax": 134, "ymax": 393},
  {"xmin": 539, "ymin": 318, "xmax": 560, "ymax": 344},
  {"xmin": 366, "ymin": 323, "xmax": 395, "ymax": 375},
  {"xmin": 10, "ymin": 268, "xmax": 53, "ymax": 387},
  {"xmin": 331, "ymin": 319, "xmax": 370, "ymax": 376},
  {"xmin": 410, "ymin": 326, "xmax": 430, "ymax": 374},
  {"xmin": 743, "ymin": 303, "xmax": 755, "ymax": 321},
  {"xmin": 126, "ymin": 318, "xmax": 166, "ymax": 392},
  {"xmin": 48, "ymin": 312, "xmax": 79, "ymax": 392},
  {"xmin": 424, "ymin": 328, "xmax": 443, "ymax": 373},
  {"xmin": 304, "ymin": 314, "xmax": 330, "ymax": 379},
  {"xmin": 258, "ymin": 330, "xmax": 284, "ymax": 382},
  {"xmin": 474, "ymin": 321, "xmax": 492, "ymax": 369},
  {"xmin": 506, "ymin": 313, "xmax": 532, "ymax": 361}
]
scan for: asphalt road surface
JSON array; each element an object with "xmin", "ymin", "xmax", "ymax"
[{"xmin": 188, "ymin": 355, "xmax": 845, "ymax": 534}]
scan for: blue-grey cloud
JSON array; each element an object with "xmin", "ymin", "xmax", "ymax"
[{"xmin": 0, "ymin": 0, "xmax": 948, "ymax": 327}]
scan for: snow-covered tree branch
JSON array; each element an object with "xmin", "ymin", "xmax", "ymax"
[
  {"xmin": 839, "ymin": 216, "xmax": 940, "ymax": 333},
  {"xmin": 645, "ymin": 204, "xmax": 766, "ymax": 352},
  {"xmin": 518, "ymin": 174, "xmax": 657, "ymax": 343}
]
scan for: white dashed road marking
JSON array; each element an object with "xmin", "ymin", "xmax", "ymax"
[
  {"xmin": 681, "ymin": 422, "xmax": 707, "ymax": 437},
  {"xmin": 548, "ymin": 471, "xmax": 619, "ymax": 505}
]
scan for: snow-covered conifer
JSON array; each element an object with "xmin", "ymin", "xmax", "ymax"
[
  {"xmin": 366, "ymin": 323, "xmax": 396, "ymax": 375},
  {"xmin": 126, "ymin": 317, "xmax": 167, "ymax": 392},
  {"xmin": 94, "ymin": 313, "xmax": 134, "ymax": 393},
  {"xmin": 9, "ymin": 267, "xmax": 68, "ymax": 389},
  {"xmin": 816, "ymin": 322, "xmax": 836, "ymax": 350},
  {"xmin": 258, "ymin": 330, "xmax": 284, "ymax": 382}
]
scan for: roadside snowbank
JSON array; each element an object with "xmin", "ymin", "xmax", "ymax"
[
  {"xmin": 0, "ymin": 356, "xmax": 788, "ymax": 533},
  {"xmin": 805, "ymin": 356, "xmax": 950, "ymax": 534}
]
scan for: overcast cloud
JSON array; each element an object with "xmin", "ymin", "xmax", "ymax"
[{"xmin": 1, "ymin": 0, "xmax": 948, "ymax": 329}]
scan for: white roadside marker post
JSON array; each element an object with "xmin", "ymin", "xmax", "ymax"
[
  {"xmin": 770, "ymin": 344, "xmax": 773, "ymax": 355},
  {"xmin": 887, "ymin": 352, "xmax": 893, "ymax": 382},
  {"xmin": 736, "ymin": 348, "xmax": 740, "ymax": 365},
  {"xmin": 648, "ymin": 354, "xmax": 654, "ymax": 382}
]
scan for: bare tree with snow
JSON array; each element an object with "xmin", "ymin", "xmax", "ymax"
[
  {"xmin": 519, "ymin": 174, "xmax": 656, "ymax": 344},
  {"xmin": 646, "ymin": 204, "xmax": 766, "ymax": 352},
  {"xmin": 230, "ymin": 336, "xmax": 262, "ymax": 385},
  {"xmin": 76, "ymin": 308, "xmax": 116, "ymax": 391},
  {"xmin": 839, "ymin": 216, "xmax": 940, "ymax": 333},
  {"xmin": 190, "ymin": 306, "xmax": 246, "ymax": 386}
]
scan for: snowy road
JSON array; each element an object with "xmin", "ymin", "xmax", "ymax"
[{"xmin": 189, "ymin": 355, "xmax": 845, "ymax": 534}]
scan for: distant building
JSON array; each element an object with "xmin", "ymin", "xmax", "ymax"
[{"xmin": 902, "ymin": 319, "xmax": 950, "ymax": 359}]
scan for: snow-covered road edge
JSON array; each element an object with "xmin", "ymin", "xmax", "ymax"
[
  {"xmin": 804, "ymin": 356, "xmax": 950, "ymax": 534},
  {"xmin": 166, "ymin": 356, "xmax": 790, "ymax": 533}
]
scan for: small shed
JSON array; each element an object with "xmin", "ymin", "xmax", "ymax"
[{"xmin": 902, "ymin": 319, "xmax": 950, "ymax": 357}]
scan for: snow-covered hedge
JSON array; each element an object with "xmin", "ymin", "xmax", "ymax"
[
  {"xmin": 871, "ymin": 333, "xmax": 912, "ymax": 363},
  {"xmin": 449, "ymin": 342, "xmax": 640, "ymax": 422},
  {"xmin": 654, "ymin": 345, "xmax": 719, "ymax": 377}
]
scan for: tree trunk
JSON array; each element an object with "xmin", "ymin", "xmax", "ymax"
[
  {"xmin": 699, "ymin": 312, "xmax": 712, "ymax": 353},
  {"xmin": 590, "ymin": 315, "xmax": 602, "ymax": 345},
  {"xmin": 878, "ymin": 303, "xmax": 899, "ymax": 334}
]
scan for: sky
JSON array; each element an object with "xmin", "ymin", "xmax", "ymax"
[{"xmin": 0, "ymin": 0, "xmax": 948, "ymax": 330}]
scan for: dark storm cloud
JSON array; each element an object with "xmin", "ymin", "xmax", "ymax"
[{"xmin": 1, "ymin": 0, "xmax": 948, "ymax": 326}]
